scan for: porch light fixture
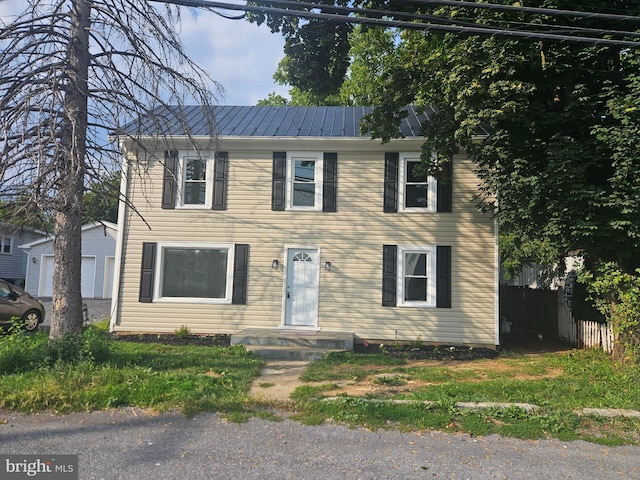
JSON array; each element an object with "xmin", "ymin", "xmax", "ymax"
[
  {"xmin": 324, "ymin": 261, "xmax": 332, "ymax": 271},
  {"xmin": 32, "ymin": 257, "xmax": 37, "ymax": 264},
  {"xmin": 272, "ymin": 259, "xmax": 279, "ymax": 270}
]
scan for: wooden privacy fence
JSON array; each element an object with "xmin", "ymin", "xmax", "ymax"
[
  {"xmin": 501, "ymin": 286, "xmax": 615, "ymax": 353},
  {"xmin": 557, "ymin": 288, "xmax": 614, "ymax": 353}
]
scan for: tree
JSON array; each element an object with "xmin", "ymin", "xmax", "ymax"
[
  {"xmin": 1, "ymin": 0, "xmax": 219, "ymax": 338},
  {"xmin": 82, "ymin": 171, "xmax": 121, "ymax": 224},
  {"xmin": 253, "ymin": 1, "xmax": 640, "ymax": 274}
]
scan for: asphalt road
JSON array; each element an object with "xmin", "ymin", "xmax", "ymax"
[{"xmin": 1, "ymin": 409, "xmax": 639, "ymax": 479}]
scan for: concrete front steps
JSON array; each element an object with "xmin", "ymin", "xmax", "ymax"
[{"xmin": 231, "ymin": 328, "xmax": 354, "ymax": 361}]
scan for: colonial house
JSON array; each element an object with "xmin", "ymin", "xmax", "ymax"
[{"xmin": 110, "ymin": 106, "xmax": 498, "ymax": 347}]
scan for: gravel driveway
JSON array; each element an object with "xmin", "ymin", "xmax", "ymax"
[
  {"xmin": 39, "ymin": 298, "xmax": 112, "ymax": 326},
  {"xmin": 1, "ymin": 409, "xmax": 638, "ymax": 480}
]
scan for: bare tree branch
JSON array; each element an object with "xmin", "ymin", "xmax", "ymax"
[{"xmin": 0, "ymin": 0, "xmax": 221, "ymax": 336}]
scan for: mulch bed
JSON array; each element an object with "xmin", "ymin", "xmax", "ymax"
[
  {"xmin": 114, "ymin": 333, "xmax": 231, "ymax": 347},
  {"xmin": 114, "ymin": 333, "xmax": 499, "ymax": 360},
  {"xmin": 353, "ymin": 342, "xmax": 500, "ymax": 361}
]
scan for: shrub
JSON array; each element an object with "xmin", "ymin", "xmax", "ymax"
[
  {"xmin": 174, "ymin": 325, "xmax": 191, "ymax": 339},
  {"xmin": 581, "ymin": 263, "xmax": 640, "ymax": 364},
  {"xmin": 46, "ymin": 326, "xmax": 113, "ymax": 366},
  {"xmin": 0, "ymin": 325, "xmax": 47, "ymax": 374}
]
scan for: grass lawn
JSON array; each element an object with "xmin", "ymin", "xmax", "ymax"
[
  {"xmin": 0, "ymin": 326, "xmax": 264, "ymax": 418},
  {"xmin": 290, "ymin": 346, "xmax": 640, "ymax": 446},
  {"xmin": 2, "ymin": 325, "xmax": 640, "ymax": 445}
]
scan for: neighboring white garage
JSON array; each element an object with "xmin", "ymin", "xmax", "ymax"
[{"xmin": 20, "ymin": 221, "xmax": 117, "ymax": 299}]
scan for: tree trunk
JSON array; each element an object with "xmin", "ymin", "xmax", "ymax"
[{"xmin": 49, "ymin": 0, "xmax": 91, "ymax": 339}]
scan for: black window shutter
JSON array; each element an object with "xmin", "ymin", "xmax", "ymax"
[
  {"xmin": 323, "ymin": 152, "xmax": 338, "ymax": 212},
  {"xmin": 436, "ymin": 159, "xmax": 453, "ymax": 213},
  {"xmin": 436, "ymin": 246, "xmax": 452, "ymax": 308},
  {"xmin": 232, "ymin": 244, "xmax": 249, "ymax": 305},
  {"xmin": 384, "ymin": 152, "xmax": 399, "ymax": 213},
  {"xmin": 139, "ymin": 242, "xmax": 157, "ymax": 303},
  {"xmin": 382, "ymin": 245, "xmax": 397, "ymax": 306},
  {"xmin": 212, "ymin": 151, "xmax": 228, "ymax": 210},
  {"xmin": 271, "ymin": 152, "xmax": 286, "ymax": 211},
  {"xmin": 161, "ymin": 151, "xmax": 178, "ymax": 209}
]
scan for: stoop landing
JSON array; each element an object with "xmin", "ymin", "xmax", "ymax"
[{"xmin": 231, "ymin": 328, "xmax": 354, "ymax": 361}]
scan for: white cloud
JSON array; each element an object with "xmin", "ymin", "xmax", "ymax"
[
  {"xmin": 179, "ymin": 11, "xmax": 288, "ymax": 105},
  {"xmin": 0, "ymin": 2, "xmax": 288, "ymax": 106}
]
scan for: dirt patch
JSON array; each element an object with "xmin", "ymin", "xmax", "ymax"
[{"xmin": 314, "ymin": 357, "xmax": 566, "ymax": 398}]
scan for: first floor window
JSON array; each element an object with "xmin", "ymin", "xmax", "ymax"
[
  {"xmin": 0, "ymin": 238, "xmax": 12, "ymax": 254},
  {"xmin": 398, "ymin": 246, "xmax": 437, "ymax": 306},
  {"xmin": 382, "ymin": 244, "xmax": 451, "ymax": 308},
  {"xmin": 156, "ymin": 243, "xmax": 233, "ymax": 302}
]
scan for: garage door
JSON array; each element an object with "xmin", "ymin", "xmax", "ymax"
[{"xmin": 41, "ymin": 256, "xmax": 96, "ymax": 298}]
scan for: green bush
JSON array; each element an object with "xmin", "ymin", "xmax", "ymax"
[
  {"xmin": 0, "ymin": 321, "xmax": 48, "ymax": 374},
  {"xmin": 46, "ymin": 332, "xmax": 85, "ymax": 365},
  {"xmin": 0, "ymin": 324, "xmax": 113, "ymax": 374},
  {"xmin": 581, "ymin": 263, "xmax": 640, "ymax": 363},
  {"xmin": 46, "ymin": 326, "xmax": 113, "ymax": 366}
]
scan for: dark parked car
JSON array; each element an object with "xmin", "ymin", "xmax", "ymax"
[{"xmin": 0, "ymin": 279, "xmax": 45, "ymax": 331}]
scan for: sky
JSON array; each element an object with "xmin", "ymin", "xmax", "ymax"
[
  {"xmin": 179, "ymin": 9, "xmax": 288, "ymax": 105},
  {"xmin": 0, "ymin": 1, "xmax": 289, "ymax": 106}
]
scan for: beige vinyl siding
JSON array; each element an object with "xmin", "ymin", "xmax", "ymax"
[{"xmin": 114, "ymin": 137, "xmax": 497, "ymax": 346}]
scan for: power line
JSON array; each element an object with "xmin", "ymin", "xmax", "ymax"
[
  {"xmin": 151, "ymin": 0, "xmax": 640, "ymax": 48},
  {"xmin": 249, "ymin": 0, "xmax": 640, "ymax": 39},
  {"xmin": 408, "ymin": 0, "xmax": 640, "ymax": 23}
]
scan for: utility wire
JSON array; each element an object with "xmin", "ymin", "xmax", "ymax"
[
  {"xmin": 151, "ymin": 0, "xmax": 640, "ymax": 48},
  {"xmin": 248, "ymin": 0, "xmax": 640, "ymax": 39},
  {"xmin": 408, "ymin": 0, "xmax": 640, "ymax": 23}
]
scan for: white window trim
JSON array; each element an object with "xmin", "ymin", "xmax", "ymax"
[
  {"xmin": 286, "ymin": 151, "xmax": 324, "ymax": 211},
  {"xmin": 398, "ymin": 153, "xmax": 437, "ymax": 213},
  {"xmin": 176, "ymin": 151, "xmax": 214, "ymax": 209},
  {"xmin": 397, "ymin": 245, "xmax": 437, "ymax": 307},
  {"xmin": 0, "ymin": 237, "xmax": 13, "ymax": 255},
  {"xmin": 153, "ymin": 242, "xmax": 234, "ymax": 304}
]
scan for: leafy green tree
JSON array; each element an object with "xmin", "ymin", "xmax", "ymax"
[
  {"xmin": 82, "ymin": 172, "xmax": 121, "ymax": 224},
  {"xmin": 254, "ymin": 1, "xmax": 640, "ymax": 275}
]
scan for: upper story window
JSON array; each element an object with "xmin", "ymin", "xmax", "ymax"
[
  {"xmin": 384, "ymin": 152, "xmax": 451, "ymax": 214},
  {"xmin": 161, "ymin": 150, "xmax": 228, "ymax": 211},
  {"xmin": 398, "ymin": 154, "xmax": 437, "ymax": 212},
  {"xmin": 0, "ymin": 238, "xmax": 12, "ymax": 254},
  {"xmin": 179, "ymin": 153, "xmax": 213, "ymax": 208},
  {"xmin": 287, "ymin": 152, "xmax": 323, "ymax": 211},
  {"xmin": 271, "ymin": 152, "xmax": 337, "ymax": 213}
]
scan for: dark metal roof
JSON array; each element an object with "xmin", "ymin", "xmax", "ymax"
[{"xmin": 126, "ymin": 105, "xmax": 455, "ymax": 138}]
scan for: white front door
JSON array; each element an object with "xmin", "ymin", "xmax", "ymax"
[{"xmin": 284, "ymin": 248, "xmax": 319, "ymax": 327}]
